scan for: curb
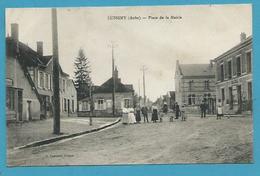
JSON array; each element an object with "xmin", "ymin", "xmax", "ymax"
[{"xmin": 14, "ymin": 118, "xmax": 121, "ymax": 150}]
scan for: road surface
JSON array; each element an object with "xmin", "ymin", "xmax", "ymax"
[{"xmin": 8, "ymin": 116, "xmax": 253, "ymax": 166}]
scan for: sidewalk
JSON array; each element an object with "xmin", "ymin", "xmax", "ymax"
[{"xmin": 7, "ymin": 117, "xmax": 119, "ymax": 149}]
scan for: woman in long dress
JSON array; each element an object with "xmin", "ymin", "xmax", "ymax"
[
  {"xmin": 135, "ymin": 107, "xmax": 141, "ymax": 123},
  {"xmin": 151, "ymin": 106, "xmax": 159, "ymax": 123},
  {"xmin": 128, "ymin": 108, "xmax": 136, "ymax": 124}
]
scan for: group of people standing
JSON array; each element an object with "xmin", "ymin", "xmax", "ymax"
[{"xmin": 133, "ymin": 102, "xmax": 187, "ymax": 124}]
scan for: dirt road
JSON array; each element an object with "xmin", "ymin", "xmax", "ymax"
[{"xmin": 7, "ymin": 116, "xmax": 253, "ymax": 166}]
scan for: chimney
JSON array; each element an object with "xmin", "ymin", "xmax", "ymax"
[
  {"xmin": 240, "ymin": 32, "xmax": 247, "ymax": 42},
  {"xmin": 37, "ymin": 41, "xmax": 43, "ymax": 56},
  {"xmin": 11, "ymin": 23, "xmax": 19, "ymax": 41},
  {"xmin": 210, "ymin": 60, "xmax": 214, "ymax": 67}
]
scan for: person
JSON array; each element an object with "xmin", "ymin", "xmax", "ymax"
[
  {"xmin": 217, "ymin": 100, "xmax": 223, "ymax": 120},
  {"xmin": 174, "ymin": 102, "xmax": 180, "ymax": 119},
  {"xmin": 128, "ymin": 108, "xmax": 136, "ymax": 124},
  {"xmin": 135, "ymin": 106, "xmax": 141, "ymax": 123},
  {"xmin": 161, "ymin": 102, "xmax": 168, "ymax": 122},
  {"xmin": 141, "ymin": 106, "xmax": 149, "ymax": 123},
  {"xmin": 181, "ymin": 104, "xmax": 187, "ymax": 121},
  {"xmin": 151, "ymin": 105, "xmax": 159, "ymax": 123},
  {"xmin": 200, "ymin": 100, "xmax": 207, "ymax": 118}
]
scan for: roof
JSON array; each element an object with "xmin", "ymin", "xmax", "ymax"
[
  {"xmin": 179, "ymin": 64, "xmax": 215, "ymax": 77},
  {"xmin": 39, "ymin": 55, "xmax": 52, "ymax": 65},
  {"xmin": 6, "ymin": 37, "xmax": 69, "ymax": 77},
  {"xmin": 214, "ymin": 36, "xmax": 252, "ymax": 62},
  {"xmin": 93, "ymin": 78, "xmax": 134, "ymax": 94}
]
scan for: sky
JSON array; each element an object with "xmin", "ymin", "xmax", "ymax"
[{"xmin": 5, "ymin": 4, "xmax": 252, "ymax": 101}]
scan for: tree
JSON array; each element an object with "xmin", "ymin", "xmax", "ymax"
[{"xmin": 74, "ymin": 48, "xmax": 91, "ymax": 100}]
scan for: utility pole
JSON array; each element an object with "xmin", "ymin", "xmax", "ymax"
[
  {"xmin": 52, "ymin": 8, "xmax": 60, "ymax": 134},
  {"xmin": 89, "ymin": 83, "xmax": 93, "ymax": 126},
  {"xmin": 109, "ymin": 42, "xmax": 117, "ymax": 116},
  {"xmin": 141, "ymin": 65, "xmax": 147, "ymax": 106},
  {"xmin": 138, "ymin": 79, "xmax": 141, "ymax": 107}
]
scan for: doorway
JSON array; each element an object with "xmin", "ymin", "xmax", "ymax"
[
  {"xmin": 17, "ymin": 90, "xmax": 23, "ymax": 121},
  {"xmin": 237, "ymin": 85, "xmax": 242, "ymax": 113}
]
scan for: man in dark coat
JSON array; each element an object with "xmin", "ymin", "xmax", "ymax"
[
  {"xmin": 141, "ymin": 106, "xmax": 149, "ymax": 123},
  {"xmin": 200, "ymin": 101, "xmax": 207, "ymax": 118},
  {"xmin": 174, "ymin": 102, "xmax": 180, "ymax": 119}
]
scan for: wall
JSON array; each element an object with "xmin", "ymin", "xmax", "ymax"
[{"xmin": 6, "ymin": 56, "xmax": 41, "ymax": 121}]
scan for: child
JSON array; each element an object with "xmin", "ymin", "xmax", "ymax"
[
  {"xmin": 181, "ymin": 105, "xmax": 187, "ymax": 121},
  {"xmin": 217, "ymin": 100, "xmax": 223, "ymax": 120}
]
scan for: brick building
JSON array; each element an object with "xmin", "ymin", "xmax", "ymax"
[
  {"xmin": 175, "ymin": 60, "xmax": 216, "ymax": 114},
  {"xmin": 214, "ymin": 33, "xmax": 252, "ymax": 114},
  {"xmin": 78, "ymin": 67, "xmax": 134, "ymax": 116}
]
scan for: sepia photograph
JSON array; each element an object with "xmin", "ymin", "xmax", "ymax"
[{"xmin": 5, "ymin": 4, "xmax": 253, "ymax": 166}]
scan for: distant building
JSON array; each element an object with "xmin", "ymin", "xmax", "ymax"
[
  {"xmin": 6, "ymin": 23, "xmax": 77, "ymax": 123},
  {"xmin": 175, "ymin": 60, "xmax": 216, "ymax": 114},
  {"xmin": 78, "ymin": 67, "xmax": 134, "ymax": 116},
  {"xmin": 214, "ymin": 33, "xmax": 252, "ymax": 114}
]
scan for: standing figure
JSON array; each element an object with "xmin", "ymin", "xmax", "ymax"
[
  {"xmin": 181, "ymin": 105, "xmax": 187, "ymax": 121},
  {"xmin": 174, "ymin": 102, "xmax": 180, "ymax": 119},
  {"xmin": 135, "ymin": 107, "xmax": 141, "ymax": 123},
  {"xmin": 217, "ymin": 100, "xmax": 223, "ymax": 120},
  {"xmin": 141, "ymin": 106, "xmax": 149, "ymax": 123},
  {"xmin": 161, "ymin": 102, "xmax": 168, "ymax": 122},
  {"xmin": 200, "ymin": 100, "xmax": 207, "ymax": 118},
  {"xmin": 151, "ymin": 106, "xmax": 159, "ymax": 123}
]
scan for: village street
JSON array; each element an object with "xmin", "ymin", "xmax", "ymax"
[{"xmin": 7, "ymin": 115, "xmax": 253, "ymax": 166}]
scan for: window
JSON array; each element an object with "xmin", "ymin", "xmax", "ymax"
[
  {"xmin": 221, "ymin": 88, "xmax": 225, "ymax": 103},
  {"xmin": 97, "ymin": 99, "xmax": 104, "ymax": 110},
  {"xmin": 64, "ymin": 98, "xmax": 66, "ymax": 111},
  {"xmin": 188, "ymin": 80, "xmax": 193, "ymax": 91},
  {"xmin": 39, "ymin": 71, "xmax": 44, "ymax": 88},
  {"xmin": 247, "ymin": 52, "xmax": 252, "ymax": 73},
  {"xmin": 237, "ymin": 56, "xmax": 241, "ymax": 76},
  {"xmin": 124, "ymin": 99, "xmax": 130, "ymax": 108},
  {"xmin": 6, "ymin": 87, "xmax": 15, "ymax": 111},
  {"xmin": 45, "ymin": 74, "xmax": 49, "ymax": 89},
  {"xmin": 63, "ymin": 79, "xmax": 66, "ymax": 92},
  {"xmin": 188, "ymin": 94, "xmax": 196, "ymax": 105},
  {"xmin": 220, "ymin": 64, "xmax": 224, "ymax": 81},
  {"xmin": 204, "ymin": 80, "xmax": 209, "ymax": 90},
  {"xmin": 82, "ymin": 101, "xmax": 90, "ymax": 111},
  {"xmin": 228, "ymin": 60, "xmax": 232, "ymax": 79}
]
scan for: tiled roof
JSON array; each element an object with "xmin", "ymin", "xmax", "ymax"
[
  {"xmin": 179, "ymin": 64, "xmax": 215, "ymax": 77},
  {"xmin": 93, "ymin": 78, "xmax": 134, "ymax": 94},
  {"xmin": 6, "ymin": 37, "xmax": 69, "ymax": 77}
]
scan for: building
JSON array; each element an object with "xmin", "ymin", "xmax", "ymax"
[
  {"xmin": 214, "ymin": 33, "xmax": 252, "ymax": 114},
  {"xmin": 6, "ymin": 23, "xmax": 77, "ymax": 123},
  {"xmin": 78, "ymin": 67, "xmax": 134, "ymax": 116},
  {"xmin": 175, "ymin": 60, "xmax": 216, "ymax": 114}
]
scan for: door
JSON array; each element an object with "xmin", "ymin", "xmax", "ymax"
[
  {"xmin": 17, "ymin": 90, "xmax": 23, "ymax": 121},
  {"xmin": 229, "ymin": 87, "xmax": 233, "ymax": 110},
  {"xmin": 67, "ymin": 99, "xmax": 70, "ymax": 116},
  {"xmin": 27, "ymin": 100, "xmax": 32, "ymax": 121},
  {"xmin": 237, "ymin": 85, "xmax": 242, "ymax": 113}
]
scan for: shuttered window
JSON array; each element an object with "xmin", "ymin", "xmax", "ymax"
[
  {"xmin": 241, "ymin": 52, "xmax": 247, "ymax": 73},
  {"xmin": 232, "ymin": 56, "xmax": 237, "ymax": 76}
]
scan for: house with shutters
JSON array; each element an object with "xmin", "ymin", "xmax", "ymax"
[
  {"xmin": 214, "ymin": 33, "xmax": 252, "ymax": 114},
  {"xmin": 175, "ymin": 60, "xmax": 216, "ymax": 114},
  {"xmin": 6, "ymin": 23, "xmax": 77, "ymax": 123},
  {"xmin": 78, "ymin": 67, "xmax": 134, "ymax": 117}
]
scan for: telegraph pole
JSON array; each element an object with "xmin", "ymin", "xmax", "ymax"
[
  {"xmin": 141, "ymin": 65, "xmax": 147, "ymax": 106},
  {"xmin": 52, "ymin": 8, "xmax": 61, "ymax": 134},
  {"xmin": 109, "ymin": 42, "xmax": 117, "ymax": 116},
  {"xmin": 138, "ymin": 79, "xmax": 141, "ymax": 107},
  {"xmin": 89, "ymin": 83, "xmax": 93, "ymax": 126}
]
